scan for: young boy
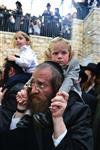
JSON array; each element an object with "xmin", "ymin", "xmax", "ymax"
[
  {"xmin": 7, "ymin": 31, "xmax": 38, "ymax": 75},
  {"xmin": 45, "ymin": 37, "xmax": 82, "ymax": 97}
]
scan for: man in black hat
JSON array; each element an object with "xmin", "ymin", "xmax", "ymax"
[
  {"xmin": 0, "ymin": 59, "xmax": 30, "ymax": 132},
  {"xmin": 16, "ymin": 1, "xmax": 22, "ymax": 7},
  {"xmin": 79, "ymin": 64, "xmax": 97, "ymax": 120},
  {"xmin": 81, "ymin": 63, "xmax": 97, "ymax": 96},
  {"xmin": 41, "ymin": 3, "xmax": 53, "ymax": 37},
  {"xmin": 14, "ymin": 1, "xmax": 23, "ymax": 31}
]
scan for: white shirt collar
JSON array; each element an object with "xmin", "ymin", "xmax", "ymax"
[{"xmin": 20, "ymin": 45, "xmax": 30, "ymax": 51}]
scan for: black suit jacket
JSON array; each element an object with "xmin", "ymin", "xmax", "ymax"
[{"xmin": 0, "ymin": 91, "xmax": 93, "ymax": 150}]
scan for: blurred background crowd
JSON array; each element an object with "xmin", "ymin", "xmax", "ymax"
[{"xmin": 0, "ymin": 0, "xmax": 100, "ymax": 39}]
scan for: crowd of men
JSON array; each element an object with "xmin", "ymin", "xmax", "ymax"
[
  {"xmin": 0, "ymin": 2, "xmax": 72, "ymax": 39},
  {"xmin": 0, "ymin": 1, "xmax": 100, "ymax": 39},
  {"xmin": 0, "ymin": 3, "xmax": 100, "ymax": 146}
]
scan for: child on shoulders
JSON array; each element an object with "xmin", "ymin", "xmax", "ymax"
[
  {"xmin": 7, "ymin": 31, "xmax": 38, "ymax": 76},
  {"xmin": 45, "ymin": 37, "xmax": 82, "ymax": 97}
]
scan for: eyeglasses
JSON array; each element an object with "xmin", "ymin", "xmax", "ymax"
[{"xmin": 30, "ymin": 79, "xmax": 48, "ymax": 90}]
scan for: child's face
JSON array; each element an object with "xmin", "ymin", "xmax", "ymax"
[
  {"xmin": 15, "ymin": 34, "xmax": 28, "ymax": 48},
  {"xmin": 50, "ymin": 41, "xmax": 70, "ymax": 67}
]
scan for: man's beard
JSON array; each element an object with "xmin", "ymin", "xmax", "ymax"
[{"xmin": 29, "ymin": 94, "xmax": 52, "ymax": 113}]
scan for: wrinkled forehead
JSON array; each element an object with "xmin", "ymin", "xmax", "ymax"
[{"xmin": 32, "ymin": 67, "xmax": 52, "ymax": 81}]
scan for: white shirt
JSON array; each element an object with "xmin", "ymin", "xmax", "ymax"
[{"xmin": 15, "ymin": 45, "xmax": 38, "ymax": 73}]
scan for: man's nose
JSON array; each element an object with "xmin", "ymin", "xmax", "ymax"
[{"xmin": 31, "ymin": 85, "xmax": 39, "ymax": 93}]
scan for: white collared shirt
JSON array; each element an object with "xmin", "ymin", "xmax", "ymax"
[{"xmin": 15, "ymin": 45, "xmax": 38, "ymax": 73}]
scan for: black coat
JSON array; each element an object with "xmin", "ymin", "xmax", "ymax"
[
  {"xmin": 0, "ymin": 73, "xmax": 30, "ymax": 132},
  {"xmin": 93, "ymin": 94, "xmax": 100, "ymax": 150},
  {"xmin": 82, "ymin": 91, "xmax": 97, "ymax": 121},
  {"xmin": 0, "ymin": 91, "xmax": 93, "ymax": 150}
]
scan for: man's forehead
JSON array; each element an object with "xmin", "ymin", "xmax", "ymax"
[{"xmin": 32, "ymin": 67, "xmax": 52, "ymax": 79}]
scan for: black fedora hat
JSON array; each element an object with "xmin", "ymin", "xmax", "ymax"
[
  {"xmin": 82, "ymin": 63, "xmax": 97, "ymax": 75},
  {"xmin": 46, "ymin": 3, "xmax": 51, "ymax": 7},
  {"xmin": 79, "ymin": 69, "xmax": 88, "ymax": 83},
  {"xmin": 16, "ymin": 1, "xmax": 22, "ymax": 7}
]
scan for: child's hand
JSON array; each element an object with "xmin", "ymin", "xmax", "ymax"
[
  {"xmin": 16, "ymin": 89, "xmax": 28, "ymax": 111},
  {"xmin": 7, "ymin": 55, "xmax": 16, "ymax": 61},
  {"xmin": 50, "ymin": 91, "xmax": 69, "ymax": 118},
  {"xmin": 56, "ymin": 91, "xmax": 69, "ymax": 101}
]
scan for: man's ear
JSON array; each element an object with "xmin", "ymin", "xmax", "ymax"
[{"xmin": 9, "ymin": 67, "xmax": 15, "ymax": 77}]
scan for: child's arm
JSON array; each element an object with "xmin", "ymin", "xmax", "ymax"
[
  {"xmin": 7, "ymin": 55, "xmax": 16, "ymax": 61},
  {"xmin": 59, "ymin": 58, "xmax": 80, "ymax": 93},
  {"xmin": 15, "ymin": 51, "xmax": 38, "ymax": 69}
]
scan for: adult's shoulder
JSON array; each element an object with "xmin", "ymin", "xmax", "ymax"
[
  {"xmin": 64, "ymin": 91, "xmax": 91, "ymax": 127},
  {"xmin": 67, "ymin": 91, "xmax": 90, "ymax": 112}
]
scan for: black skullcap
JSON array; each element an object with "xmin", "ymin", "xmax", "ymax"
[{"xmin": 44, "ymin": 61, "xmax": 64, "ymax": 80}]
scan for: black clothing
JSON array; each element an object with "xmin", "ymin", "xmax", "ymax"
[
  {"xmin": 82, "ymin": 91, "xmax": 97, "ymax": 122},
  {"xmin": 72, "ymin": 0, "xmax": 89, "ymax": 19},
  {"xmin": 41, "ymin": 10, "xmax": 53, "ymax": 37},
  {"xmin": 0, "ymin": 73, "xmax": 30, "ymax": 132},
  {"xmin": 96, "ymin": 0, "xmax": 100, "ymax": 7},
  {"xmin": 14, "ymin": 5, "xmax": 23, "ymax": 31},
  {"xmin": 0, "ymin": 91, "xmax": 93, "ymax": 150},
  {"xmin": 93, "ymin": 94, "xmax": 100, "ymax": 150}
]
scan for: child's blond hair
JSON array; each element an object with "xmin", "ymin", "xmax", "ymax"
[
  {"xmin": 13, "ymin": 31, "xmax": 32, "ymax": 48},
  {"xmin": 45, "ymin": 37, "xmax": 74, "ymax": 61}
]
